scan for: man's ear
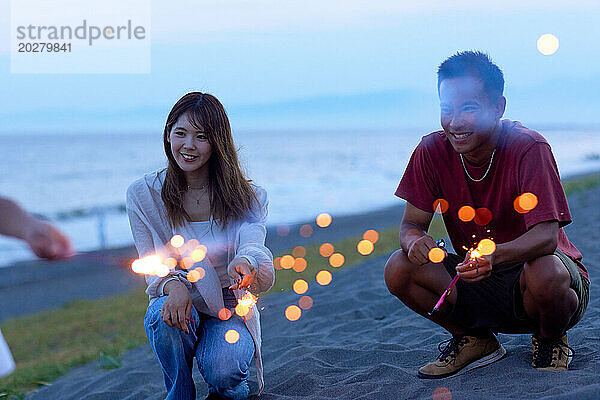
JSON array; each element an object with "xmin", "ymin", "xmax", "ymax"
[{"xmin": 496, "ymin": 96, "xmax": 506, "ymax": 119}]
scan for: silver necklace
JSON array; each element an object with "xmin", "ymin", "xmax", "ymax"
[
  {"xmin": 460, "ymin": 149, "xmax": 496, "ymax": 182},
  {"xmin": 186, "ymin": 183, "xmax": 208, "ymax": 205}
]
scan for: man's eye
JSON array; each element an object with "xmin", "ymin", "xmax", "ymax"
[{"xmin": 464, "ymin": 106, "xmax": 477, "ymax": 111}]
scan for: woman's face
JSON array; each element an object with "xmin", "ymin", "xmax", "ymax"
[{"xmin": 167, "ymin": 113, "xmax": 212, "ymax": 175}]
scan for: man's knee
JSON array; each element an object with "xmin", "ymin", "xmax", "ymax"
[
  {"xmin": 523, "ymin": 255, "xmax": 571, "ymax": 302},
  {"xmin": 384, "ymin": 249, "xmax": 414, "ymax": 296}
]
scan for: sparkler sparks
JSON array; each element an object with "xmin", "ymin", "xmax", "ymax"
[{"xmin": 235, "ymin": 292, "xmax": 258, "ymax": 318}]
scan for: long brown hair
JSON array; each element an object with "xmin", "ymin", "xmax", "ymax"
[{"xmin": 161, "ymin": 92, "xmax": 257, "ymax": 229}]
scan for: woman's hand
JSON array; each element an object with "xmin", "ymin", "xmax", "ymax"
[
  {"xmin": 25, "ymin": 219, "xmax": 74, "ymax": 260},
  {"xmin": 456, "ymin": 250, "xmax": 494, "ymax": 283},
  {"xmin": 162, "ymin": 280, "xmax": 193, "ymax": 334},
  {"xmin": 228, "ymin": 257, "xmax": 256, "ymax": 290}
]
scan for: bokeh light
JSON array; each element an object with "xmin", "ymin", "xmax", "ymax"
[
  {"xmin": 458, "ymin": 206, "xmax": 476, "ymax": 222},
  {"xmin": 299, "ymin": 224, "xmax": 313, "ymax": 237},
  {"xmin": 433, "ymin": 198, "xmax": 449, "ymax": 214},
  {"xmin": 292, "ymin": 246, "xmax": 306, "ymax": 258},
  {"xmin": 316, "ymin": 213, "xmax": 332, "ymax": 228},
  {"xmin": 293, "ymin": 279, "xmax": 309, "ymax": 294},
  {"xmin": 363, "ymin": 229, "xmax": 379, "ymax": 243},
  {"xmin": 357, "ymin": 239, "xmax": 374, "ymax": 255},
  {"xmin": 428, "ymin": 247, "xmax": 446, "ymax": 263},
  {"xmin": 181, "ymin": 256, "xmax": 194, "ymax": 269},
  {"xmin": 273, "ymin": 257, "xmax": 282, "ymax": 270},
  {"xmin": 170, "ymin": 235, "xmax": 184, "ymax": 248},
  {"xmin": 164, "ymin": 257, "xmax": 177, "ymax": 269},
  {"xmin": 319, "ymin": 243, "xmax": 335, "ymax": 257},
  {"xmin": 477, "ymin": 239, "xmax": 496, "ymax": 256},
  {"xmin": 285, "ymin": 305, "xmax": 302, "ymax": 321},
  {"xmin": 316, "ymin": 270, "xmax": 333, "ymax": 286},
  {"xmin": 474, "ymin": 207, "xmax": 493, "ymax": 226},
  {"xmin": 218, "ymin": 308, "xmax": 232, "ymax": 320},
  {"xmin": 516, "ymin": 192, "xmax": 538, "ymax": 213},
  {"xmin": 187, "ymin": 267, "xmax": 205, "ymax": 283},
  {"xmin": 280, "ymin": 255, "xmax": 295, "ymax": 269},
  {"xmin": 156, "ymin": 264, "xmax": 170, "ymax": 277},
  {"xmin": 190, "ymin": 247, "xmax": 207, "ymax": 262},
  {"xmin": 298, "ymin": 295, "xmax": 313, "ymax": 310},
  {"xmin": 537, "ymin": 33, "xmax": 559, "ymax": 55},
  {"xmin": 329, "ymin": 253, "xmax": 345, "ymax": 268},
  {"xmin": 235, "ymin": 292, "xmax": 257, "ymax": 317},
  {"xmin": 432, "ymin": 386, "xmax": 452, "ymax": 400},
  {"xmin": 292, "ymin": 258, "xmax": 307, "ymax": 273},
  {"xmin": 277, "ymin": 224, "xmax": 290, "ymax": 236},
  {"xmin": 225, "ymin": 329, "xmax": 240, "ymax": 344}
]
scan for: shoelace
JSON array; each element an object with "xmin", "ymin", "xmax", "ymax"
[
  {"xmin": 437, "ymin": 336, "xmax": 469, "ymax": 362},
  {"xmin": 533, "ymin": 337, "xmax": 575, "ymax": 367}
]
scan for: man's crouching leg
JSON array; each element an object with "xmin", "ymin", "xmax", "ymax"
[
  {"xmin": 521, "ymin": 254, "xmax": 580, "ymax": 370},
  {"xmin": 384, "ymin": 249, "xmax": 505, "ymax": 378}
]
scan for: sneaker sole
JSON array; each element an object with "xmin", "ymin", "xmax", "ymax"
[{"xmin": 418, "ymin": 344, "xmax": 507, "ymax": 379}]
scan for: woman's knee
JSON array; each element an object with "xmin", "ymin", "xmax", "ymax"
[{"xmin": 384, "ymin": 249, "xmax": 413, "ymax": 295}]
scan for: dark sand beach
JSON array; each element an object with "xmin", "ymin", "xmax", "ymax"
[{"xmin": 18, "ymin": 180, "xmax": 599, "ymax": 400}]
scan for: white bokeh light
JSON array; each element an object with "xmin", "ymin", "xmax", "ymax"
[{"xmin": 537, "ymin": 33, "xmax": 559, "ymax": 55}]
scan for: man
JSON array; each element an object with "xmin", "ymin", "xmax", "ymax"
[
  {"xmin": 384, "ymin": 51, "xmax": 589, "ymax": 378},
  {"xmin": 0, "ymin": 196, "xmax": 73, "ymax": 376}
]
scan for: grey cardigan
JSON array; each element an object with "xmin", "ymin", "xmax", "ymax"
[{"xmin": 126, "ymin": 170, "xmax": 274, "ymax": 394}]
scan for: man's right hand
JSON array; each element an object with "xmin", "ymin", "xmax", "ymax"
[
  {"xmin": 162, "ymin": 280, "xmax": 193, "ymax": 334},
  {"xmin": 407, "ymin": 234, "xmax": 437, "ymax": 265}
]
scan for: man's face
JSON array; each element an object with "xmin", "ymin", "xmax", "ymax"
[{"xmin": 439, "ymin": 76, "xmax": 505, "ymax": 156}]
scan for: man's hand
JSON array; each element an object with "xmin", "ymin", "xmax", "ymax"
[
  {"xmin": 228, "ymin": 257, "xmax": 256, "ymax": 290},
  {"xmin": 407, "ymin": 234, "xmax": 437, "ymax": 265},
  {"xmin": 162, "ymin": 280, "xmax": 193, "ymax": 334},
  {"xmin": 25, "ymin": 220, "xmax": 74, "ymax": 260},
  {"xmin": 456, "ymin": 250, "xmax": 494, "ymax": 282}
]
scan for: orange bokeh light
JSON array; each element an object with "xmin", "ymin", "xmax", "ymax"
[
  {"xmin": 299, "ymin": 224, "xmax": 313, "ymax": 238},
  {"xmin": 316, "ymin": 270, "xmax": 333, "ymax": 286},
  {"xmin": 218, "ymin": 308, "xmax": 232, "ymax": 321},
  {"xmin": 428, "ymin": 247, "xmax": 446, "ymax": 263},
  {"xmin": 316, "ymin": 213, "xmax": 332, "ymax": 228},
  {"xmin": 319, "ymin": 243, "xmax": 334, "ymax": 257},
  {"xmin": 170, "ymin": 235, "xmax": 184, "ymax": 248},
  {"xmin": 293, "ymin": 279, "xmax": 309, "ymax": 294},
  {"xmin": 285, "ymin": 305, "xmax": 302, "ymax": 321},
  {"xmin": 186, "ymin": 267, "xmax": 205, "ymax": 283},
  {"xmin": 298, "ymin": 295, "xmax": 313, "ymax": 310},
  {"xmin": 516, "ymin": 192, "xmax": 538, "ymax": 213},
  {"xmin": 225, "ymin": 329, "xmax": 240, "ymax": 344},
  {"xmin": 433, "ymin": 387, "xmax": 452, "ymax": 400},
  {"xmin": 363, "ymin": 229, "xmax": 379, "ymax": 243},
  {"xmin": 181, "ymin": 256, "xmax": 194, "ymax": 269},
  {"xmin": 458, "ymin": 206, "xmax": 476, "ymax": 222},
  {"xmin": 329, "ymin": 253, "xmax": 345, "ymax": 268},
  {"xmin": 273, "ymin": 257, "xmax": 282, "ymax": 270},
  {"xmin": 474, "ymin": 208, "xmax": 493, "ymax": 226},
  {"xmin": 357, "ymin": 239, "xmax": 374, "ymax": 255},
  {"xmin": 292, "ymin": 246, "xmax": 306, "ymax": 258},
  {"xmin": 292, "ymin": 258, "xmax": 307, "ymax": 273},
  {"xmin": 433, "ymin": 198, "xmax": 449, "ymax": 214},
  {"xmin": 156, "ymin": 264, "xmax": 170, "ymax": 277},
  {"xmin": 477, "ymin": 239, "xmax": 496, "ymax": 256},
  {"xmin": 164, "ymin": 257, "xmax": 177, "ymax": 269},
  {"xmin": 190, "ymin": 247, "xmax": 207, "ymax": 262},
  {"xmin": 280, "ymin": 255, "xmax": 295, "ymax": 269}
]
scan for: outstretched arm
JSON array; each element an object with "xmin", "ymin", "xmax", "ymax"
[{"xmin": 0, "ymin": 197, "xmax": 74, "ymax": 260}]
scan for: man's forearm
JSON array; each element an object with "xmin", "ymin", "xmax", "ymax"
[
  {"xmin": 493, "ymin": 221, "xmax": 558, "ymax": 265},
  {"xmin": 0, "ymin": 197, "xmax": 36, "ymax": 240},
  {"xmin": 399, "ymin": 223, "xmax": 429, "ymax": 253}
]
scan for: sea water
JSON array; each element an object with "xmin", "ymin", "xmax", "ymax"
[{"xmin": 0, "ymin": 128, "xmax": 599, "ymax": 266}]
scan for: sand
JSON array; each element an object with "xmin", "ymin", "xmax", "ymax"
[{"xmin": 23, "ymin": 183, "xmax": 599, "ymax": 400}]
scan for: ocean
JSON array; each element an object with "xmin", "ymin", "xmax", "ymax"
[{"xmin": 1, "ymin": 127, "xmax": 599, "ymax": 267}]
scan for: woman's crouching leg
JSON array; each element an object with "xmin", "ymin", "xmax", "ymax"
[
  {"xmin": 144, "ymin": 296, "xmax": 201, "ymax": 400},
  {"xmin": 197, "ymin": 315, "xmax": 255, "ymax": 400}
]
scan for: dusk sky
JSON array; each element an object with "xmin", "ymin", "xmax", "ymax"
[{"xmin": 0, "ymin": 0, "xmax": 599, "ymax": 132}]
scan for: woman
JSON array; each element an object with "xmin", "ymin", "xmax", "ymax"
[{"xmin": 126, "ymin": 92, "xmax": 274, "ymax": 400}]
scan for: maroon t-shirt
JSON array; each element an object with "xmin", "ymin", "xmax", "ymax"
[{"xmin": 395, "ymin": 119, "xmax": 588, "ymax": 279}]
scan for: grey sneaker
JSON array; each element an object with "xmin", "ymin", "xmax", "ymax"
[{"xmin": 418, "ymin": 334, "xmax": 506, "ymax": 379}]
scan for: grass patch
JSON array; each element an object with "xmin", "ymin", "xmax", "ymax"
[{"xmin": 0, "ymin": 172, "xmax": 595, "ymax": 398}]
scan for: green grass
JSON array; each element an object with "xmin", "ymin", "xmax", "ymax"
[{"xmin": 0, "ymin": 172, "xmax": 596, "ymax": 398}]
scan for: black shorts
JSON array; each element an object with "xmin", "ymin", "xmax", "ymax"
[{"xmin": 443, "ymin": 249, "xmax": 590, "ymax": 334}]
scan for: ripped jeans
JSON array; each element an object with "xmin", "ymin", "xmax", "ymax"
[{"xmin": 144, "ymin": 296, "xmax": 255, "ymax": 400}]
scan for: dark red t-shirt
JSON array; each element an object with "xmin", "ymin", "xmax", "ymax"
[{"xmin": 395, "ymin": 119, "xmax": 588, "ymax": 279}]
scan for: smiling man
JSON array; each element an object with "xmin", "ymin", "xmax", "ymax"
[{"xmin": 384, "ymin": 51, "xmax": 589, "ymax": 378}]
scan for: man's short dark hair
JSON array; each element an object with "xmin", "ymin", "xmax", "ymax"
[{"xmin": 437, "ymin": 51, "xmax": 504, "ymax": 100}]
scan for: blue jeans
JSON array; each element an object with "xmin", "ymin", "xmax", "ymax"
[{"xmin": 144, "ymin": 296, "xmax": 255, "ymax": 400}]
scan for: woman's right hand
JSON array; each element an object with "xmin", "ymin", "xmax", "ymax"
[{"xmin": 162, "ymin": 280, "xmax": 193, "ymax": 334}]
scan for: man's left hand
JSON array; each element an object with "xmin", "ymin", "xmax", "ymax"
[{"xmin": 456, "ymin": 250, "xmax": 494, "ymax": 283}]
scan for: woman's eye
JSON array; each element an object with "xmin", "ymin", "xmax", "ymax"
[{"xmin": 197, "ymin": 134, "xmax": 207, "ymax": 140}]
